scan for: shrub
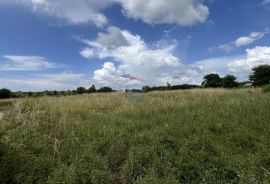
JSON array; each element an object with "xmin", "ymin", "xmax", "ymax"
[{"xmin": 262, "ymin": 84, "xmax": 270, "ymax": 93}]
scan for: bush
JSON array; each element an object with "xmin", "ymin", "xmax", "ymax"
[
  {"xmin": 0, "ymin": 88, "xmax": 12, "ymax": 99},
  {"xmin": 262, "ymin": 84, "xmax": 270, "ymax": 93}
]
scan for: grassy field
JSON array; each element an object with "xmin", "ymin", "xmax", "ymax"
[{"xmin": 0, "ymin": 88, "xmax": 270, "ymax": 184}]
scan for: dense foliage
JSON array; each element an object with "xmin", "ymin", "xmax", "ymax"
[
  {"xmin": 249, "ymin": 65, "xmax": 270, "ymax": 86},
  {"xmin": 0, "ymin": 89, "xmax": 12, "ymax": 99},
  {"xmin": 222, "ymin": 75, "xmax": 238, "ymax": 88},
  {"xmin": 202, "ymin": 74, "xmax": 222, "ymax": 88},
  {"xmin": 1, "ymin": 89, "xmax": 270, "ymax": 183}
]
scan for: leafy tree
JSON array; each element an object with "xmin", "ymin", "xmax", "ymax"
[
  {"xmin": 249, "ymin": 65, "xmax": 270, "ymax": 86},
  {"xmin": 0, "ymin": 88, "xmax": 12, "ymax": 99},
  {"xmin": 88, "ymin": 84, "xmax": 96, "ymax": 93},
  {"xmin": 77, "ymin": 87, "xmax": 86, "ymax": 94},
  {"xmin": 202, "ymin": 74, "xmax": 222, "ymax": 88},
  {"xmin": 223, "ymin": 75, "xmax": 238, "ymax": 88},
  {"xmin": 167, "ymin": 82, "xmax": 172, "ymax": 90}
]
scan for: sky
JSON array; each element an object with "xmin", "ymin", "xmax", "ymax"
[{"xmin": 1, "ymin": 0, "xmax": 270, "ymax": 91}]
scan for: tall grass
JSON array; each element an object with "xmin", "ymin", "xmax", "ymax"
[{"xmin": 0, "ymin": 88, "xmax": 270, "ymax": 183}]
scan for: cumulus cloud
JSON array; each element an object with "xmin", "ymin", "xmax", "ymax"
[
  {"xmin": 0, "ymin": 72, "xmax": 87, "ymax": 91},
  {"xmin": 211, "ymin": 31, "xmax": 267, "ymax": 52},
  {"xmin": 81, "ymin": 27, "xmax": 270, "ymax": 88},
  {"xmin": 80, "ymin": 26, "xmax": 185, "ymax": 88},
  {"xmin": 12, "ymin": 0, "xmax": 112, "ymax": 27},
  {"xmin": 80, "ymin": 26, "xmax": 130, "ymax": 57},
  {"xmin": 228, "ymin": 46, "xmax": 270, "ymax": 79},
  {"xmin": 0, "ymin": 55, "xmax": 59, "ymax": 71},
  {"xmin": 198, "ymin": 46, "xmax": 270, "ymax": 82},
  {"xmin": 117, "ymin": 0, "xmax": 209, "ymax": 26},
  {"xmin": 4, "ymin": 0, "xmax": 209, "ymax": 27}
]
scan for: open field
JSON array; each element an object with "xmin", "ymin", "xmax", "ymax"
[{"xmin": 0, "ymin": 88, "xmax": 270, "ymax": 184}]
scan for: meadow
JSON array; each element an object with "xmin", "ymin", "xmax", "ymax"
[{"xmin": 0, "ymin": 88, "xmax": 270, "ymax": 184}]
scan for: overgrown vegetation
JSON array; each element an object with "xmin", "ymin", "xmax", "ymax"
[
  {"xmin": 262, "ymin": 84, "xmax": 270, "ymax": 93},
  {"xmin": 1, "ymin": 88, "xmax": 270, "ymax": 183}
]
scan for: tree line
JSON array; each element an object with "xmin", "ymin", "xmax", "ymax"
[
  {"xmin": 137, "ymin": 65, "xmax": 270, "ymax": 92},
  {"xmin": 0, "ymin": 85, "xmax": 113, "ymax": 99},
  {"xmin": 1, "ymin": 65, "xmax": 270, "ymax": 99}
]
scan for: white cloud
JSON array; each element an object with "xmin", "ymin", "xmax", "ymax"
[
  {"xmin": 80, "ymin": 27, "xmax": 130, "ymax": 58},
  {"xmin": 228, "ymin": 46, "xmax": 270, "ymax": 79},
  {"xmin": 81, "ymin": 27, "xmax": 270, "ymax": 88},
  {"xmin": 0, "ymin": 72, "xmax": 87, "ymax": 91},
  {"xmin": 14, "ymin": 0, "xmax": 112, "ymax": 27},
  {"xmin": 234, "ymin": 32, "xmax": 265, "ymax": 47},
  {"xmin": 0, "ymin": 55, "xmax": 59, "ymax": 71},
  {"xmin": 196, "ymin": 46, "xmax": 270, "ymax": 82},
  {"xmin": 117, "ymin": 0, "xmax": 209, "ymax": 26},
  {"xmin": 80, "ymin": 26, "xmax": 184, "ymax": 89},
  {"xmin": 93, "ymin": 62, "xmax": 126, "ymax": 88},
  {"xmin": 212, "ymin": 31, "xmax": 267, "ymax": 52},
  {"xmin": 4, "ymin": 0, "xmax": 209, "ymax": 27},
  {"xmin": 94, "ymin": 26, "xmax": 130, "ymax": 48},
  {"xmin": 80, "ymin": 48, "xmax": 95, "ymax": 59}
]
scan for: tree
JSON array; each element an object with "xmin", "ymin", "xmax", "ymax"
[
  {"xmin": 202, "ymin": 74, "xmax": 222, "ymax": 88},
  {"xmin": 97, "ymin": 87, "xmax": 113, "ymax": 93},
  {"xmin": 142, "ymin": 86, "xmax": 151, "ymax": 92},
  {"xmin": 167, "ymin": 82, "xmax": 172, "ymax": 90},
  {"xmin": 77, "ymin": 87, "xmax": 86, "ymax": 94},
  {"xmin": 223, "ymin": 75, "xmax": 238, "ymax": 88},
  {"xmin": 0, "ymin": 88, "xmax": 12, "ymax": 99},
  {"xmin": 88, "ymin": 84, "xmax": 96, "ymax": 93},
  {"xmin": 249, "ymin": 65, "xmax": 270, "ymax": 86}
]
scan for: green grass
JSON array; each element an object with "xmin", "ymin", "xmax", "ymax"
[{"xmin": 1, "ymin": 88, "xmax": 270, "ymax": 183}]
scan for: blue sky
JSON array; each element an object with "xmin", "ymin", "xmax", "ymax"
[{"xmin": 1, "ymin": 0, "xmax": 270, "ymax": 91}]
